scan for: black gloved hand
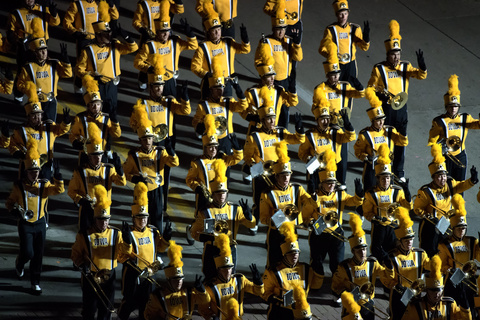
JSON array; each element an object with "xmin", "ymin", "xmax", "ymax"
[
  {"xmin": 53, "ymin": 158, "xmax": 63, "ymax": 180},
  {"xmin": 48, "ymin": 0, "xmax": 58, "ymax": 16},
  {"xmin": 107, "ymin": 0, "xmax": 115, "ymax": 7},
  {"xmin": 230, "ymin": 133, "xmax": 241, "ymax": 151},
  {"xmin": 72, "ymin": 139, "xmax": 84, "ymax": 150},
  {"xmin": 249, "ymin": 263, "xmax": 263, "ymax": 286},
  {"xmin": 181, "ymin": 80, "xmax": 189, "ymax": 101},
  {"xmin": 63, "ymin": 107, "xmax": 71, "ymax": 124},
  {"xmin": 163, "ymin": 220, "xmax": 173, "ymax": 241},
  {"xmin": 398, "ymin": 178, "xmax": 411, "ymax": 201},
  {"xmin": 79, "ymin": 197, "xmax": 93, "ymax": 208},
  {"xmin": 233, "ymin": 82, "xmax": 245, "ymax": 99},
  {"xmin": 139, "ymin": 27, "xmax": 150, "ymax": 39},
  {"xmin": 348, "ymin": 76, "xmax": 364, "ymax": 91},
  {"xmin": 73, "ymin": 31, "xmax": 86, "ymax": 41},
  {"xmin": 131, "ymin": 175, "xmax": 147, "ymax": 184},
  {"xmin": 354, "ymin": 178, "xmax": 364, "ymax": 198},
  {"xmin": 416, "ymin": 49, "xmax": 427, "ymax": 71},
  {"xmin": 109, "ymin": 111, "xmax": 118, "ymax": 124},
  {"xmin": 117, "ymin": 24, "xmax": 131, "ymax": 42},
  {"xmin": 164, "ymin": 138, "xmax": 175, "ymax": 156},
  {"xmin": 4, "ymin": 67, "xmax": 13, "ymax": 81},
  {"xmin": 288, "ymin": 67, "xmax": 296, "ymax": 94},
  {"xmin": 240, "ymin": 23, "xmax": 249, "ymax": 43},
  {"xmin": 1, "ymin": 120, "xmax": 9, "ymax": 137},
  {"xmin": 122, "ymin": 221, "xmax": 133, "ymax": 244},
  {"xmin": 180, "ymin": 18, "xmax": 194, "ymax": 38},
  {"xmin": 294, "ymin": 112, "xmax": 304, "ymax": 134},
  {"xmin": 194, "ymin": 274, "xmax": 205, "ymax": 292},
  {"xmin": 470, "ymin": 166, "xmax": 478, "ymax": 184},
  {"xmin": 112, "ymin": 152, "xmax": 124, "ymax": 175},
  {"xmin": 245, "ymin": 113, "xmax": 260, "ymax": 123},
  {"xmin": 292, "ymin": 31, "xmax": 301, "ymax": 45},
  {"xmin": 239, "ymin": 198, "xmax": 252, "ymax": 221},
  {"xmin": 59, "ymin": 43, "xmax": 70, "ymax": 63},
  {"xmin": 363, "ymin": 21, "xmax": 370, "ymax": 43},
  {"xmin": 340, "ymin": 108, "xmax": 354, "ymax": 131}
]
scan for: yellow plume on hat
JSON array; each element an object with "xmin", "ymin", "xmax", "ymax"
[
  {"xmin": 275, "ymin": 0, "xmax": 286, "ymax": 19},
  {"xmin": 259, "ymin": 42, "xmax": 275, "ymax": 66},
  {"xmin": 313, "ymin": 86, "xmax": 327, "ymax": 107},
  {"xmin": 349, "ymin": 212, "xmax": 365, "ymax": 238},
  {"xmin": 397, "ymin": 207, "xmax": 413, "ymax": 229},
  {"xmin": 430, "ymin": 255, "xmax": 442, "ymax": 281},
  {"xmin": 26, "ymin": 138, "xmax": 40, "ymax": 161},
  {"xmin": 260, "ymin": 86, "xmax": 274, "ymax": 108},
  {"xmin": 213, "ymin": 159, "xmax": 227, "ymax": 184},
  {"xmin": 324, "ymin": 149, "xmax": 337, "ymax": 172},
  {"xmin": 447, "ymin": 74, "xmax": 460, "ymax": 97},
  {"xmin": 204, "ymin": 114, "xmax": 216, "ymax": 136},
  {"xmin": 377, "ymin": 144, "xmax": 391, "ymax": 165},
  {"xmin": 365, "ymin": 87, "xmax": 382, "ymax": 108},
  {"xmin": 149, "ymin": 53, "xmax": 166, "ymax": 77},
  {"xmin": 226, "ymin": 298, "xmax": 240, "ymax": 320},
  {"xmin": 211, "ymin": 55, "xmax": 224, "ymax": 79},
  {"xmin": 168, "ymin": 240, "xmax": 184, "ymax": 268},
  {"xmin": 159, "ymin": 0, "xmax": 170, "ymax": 22},
  {"xmin": 326, "ymin": 40, "xmax": 339, "ymax": 65},
  {"xmin": 203, "ymin": 0, "xmax": 219, "ymax": 18},
  {"xmin": 83, "ymin": 74, "xmax": 99, "ymax": 94},
  {"xmin": 87, "ymin": 122, "xmax": 103, "ymax": 146},
  {"xmin": 98, "ymin": 0, "xmax": 111, "ymax": 23},
  {"xmin": 388, "ymin": 20, "xmax": 402, "ymax": 40},
  {"xmin": 136, "ymin": 104, "xmax": 152, "ymax": 132},
  {"xmin": 31, "ymin": 17, "xmax": 45, "ymax": 39},
  {"xmin": 452, "ymin": 194, "xmax": 466, "ymax": 215},
  {"xmin": 94, "ymin": 184, "xmax": 111, "ymax": 210},
  {"xmin": 430, "ymin": 143, "xmax": 445, "ymax": 164},
  {"xmin": 214, "ymin": 233, "xmax": 231, "ymax": 258},
  {"xmin": 341, "ymin": 291, "xmax": 361, "ymax": 315},
  {"xmin": 279, "ymin": 220, "xmax": 297, "ymax": 243},
  {"xmin": 275, "ymin": 141, "xmax": 290, "ymax": 164},
  {"xmin": 25, "ymin": 81, "xmax": 39, "ymax": 103},
  {"xmin": 292, "ymin": 283, "xmax": 309, "ymax": 313},
  {"xmin": 134, "ymin": 182, "xmax": 149, "ymax": 206}
]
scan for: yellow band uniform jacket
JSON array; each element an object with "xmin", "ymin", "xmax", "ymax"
[
  {"xmin": 76, "ymin": 40, "xmax": 139, "ymax": 83},
  {"xmin": 402, "ymin": 296, "xmax": 471, "ymax": 320},
  {"xmin": 413, "ymin": 179, "xmax": 474, "ymax": 219},
  {"xmin": 259, "ymin": 183, "xmax": 317, "ymax": 227},
  {"xmin": 17, "ymin": 59, "xmax": 73, "ymax": 101},
  {"xmin": 9, "ymin": 121, "xmax": 70, "ymax": 161},
  {"xmin": 134, "ymin": 35, "xmax": 198, "ymax": 79},
  {"xmin": 118, "ymin": 225, "xmax": 169, "ymax": 269},
  {"xmin": 6, "ymin": 178, "xmax": 64, "ymax": 222},
  {"xmin": 303, "ymin": 189, "xmax": 363, "ymax": 233},
  {"xmin": 190, "ymin": 202, "xmax": 256, "ymax": 242},
  {"xmin": 70, "ymin": 112, "xmax": 121, "ymax": 149},
  {"xmin": 367, "ymin": 60, "xmax": 427, "ymax": 95},
  {"xmin": 298, "ymin": 126, "xmax": 355, "ymax": 163},
  {"xmin": 387, "ymin": 248, "xmax": 429, "ymax": 289},
  {"xmin": 191, "ymin": 38, "xmax": 250, "ymax": 78},
  {"xmin": 195, "ymin": 0, "xmax": 237, "ymax": 22},
  {"xmin": 123, "ymin": 147, "xmax": 179, "ymax": 191},
  {"xmin": 201, "ymin": 274, "xmax": 264, "ymax": 320},
  {"xmin": 63, "ymin": 0, "xmax": 119, "ymax": 40},
  {"xmin": 186, "ymin": 153, "xmax": 242, "ymax": 193},
  {"xmin": 130, "ymin": 97, "xmax": 191, "ymax": 138},
  {"xmin": 242, "ymin": 84, "xmax": 299, "ymax": 129},
  {"xmin": 428, "ymin": 113, "xmax": 480, "ymax": 157},
  {"xmin": 144, "ymin": 287, "xmax": 210, "ymax": 320},
  {"xmin": 132, "ymin": 0, "xmax": 184, "ymax": 34},
  {"xmin": 71, "ymin": 225, "xmax": 123, "ymax": 270},
  {"xmin": 8, "ymin": 4, "xmax": 60, "ymax": 42},
  {"xmin": 438, "ymin": 235, "xmax": 479, "ymax": 275},
  {"xmin": 354, "ymin": 125, "xmax": 408, "ymax": 161},
  {"xmin": 263, "ymin": 0, "xmax": 303, "ymax": 25},
  {"xmin": 363, "ymin": 185, "xmax": 411, "ymax": 224},
  {"xmin": 254, "ymin": 36, "xmax": 302, "ymax": 82},
  {"xmin": 68, "ymin": 163, "xmax": 126, "ymax": 205},
  {"xmin": 244, "ymin": 127, "xmax": 304, "ymax": 166},
  {"xmin": 319, "ymin": 22, "xmax": 369, "ymax": 64},
  {"xmin": 332, "ymin": 257, "xmax": 393, "ymax": 299}
]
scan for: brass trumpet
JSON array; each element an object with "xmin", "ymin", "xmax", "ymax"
[
  {"xmin": 215, "ymin": 115, "xmax": 227, "ymax": 135},
  {"xmin": 153, "ymin": 123, "xmax": 168, "ymax": 143},
  {"xmin": 321, "ymin": 211, "xmax": 348, "ymax": 242},
  {"xmin": 380, "ymin": 89, "xmax": 408, "ymax": 110},
  {"xmin": 13, "ymin": 204, "xmax": 34, "ymax": 221},
  {"xmin": 284, "ymin": 10, "xmax": 298, "ymax": 20}
]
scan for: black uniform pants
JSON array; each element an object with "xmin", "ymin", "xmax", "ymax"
[
  {"xmin": 218, "ymin": 135, "xmax": 233, "ymax": 179},
  {"xmin": 157, "ymin": 136, "xmax": 176, "ymax": 212},
  {"xmin": 360, "ymin": 299, "xmax": 375, "ymax": 320},
  {"xmin": 252, "ymin": 175, "xmax": 271, "ymax": 224},
  {"xmin": 17, "ymin": 217, "xmax": 46, "ymax": 285},
  {"xmin": 362, "ymin": 161, "xmax": 376, "ymax": 192},
  {"xmin": 274, "ymin": 79, "xmax": 290, "ymax": 130},
  {"xmin": 82, "ymin": 269, "xmax": 116, "ymax": 320},
  {"xmin": 418, "ymin": 218, "xmax": 447, "ymax": 257},
  {"xmin": 13, "ymin": 41, "xmax": 30, "ymax": 99},
  {"xmin": 389, "ymin": 287, "xmax": 408, "ymax": 320},
  {"xmin": 118, "ymin": 264, "xmax": 152, "ymax": 320},
  {"xmin": 446, "ymin": 150, "xmax": 467, "ymax": 182},
  {"xmin": 148, "ymin": 186, "xmax": 164, "ymax": 234},
  {"xmin": 98, "ymin": 80, "xmax": 118, "ymax": 116},
  {"xmin": 383, "ymin": 102, "xmax": 408, "ymax": 178},
  {"xmin": 42, "ymin": 99, "xmax": 58, "ymax": 122},
  {"xmin": 79, "ymin": 204, "xmax": 95, "ymax": 232},
  {"xmin": 267, "ymin": 304, "xmax": 294, "ymax": 320},
  {"xmin": 202, "ymin": 242, "xmax": 237, "ymax": 281},
  {"xmin": 337, "ymin": 142, "xmax": 349, "ymax": 185},
  {"xmin": 267, "ymin": 227, "xmax": 284, "ymax": 269},
  {"xmin": 370, "ymin": 222, "xmax": 396, "ymax": 265},
  {"xmin": 309, "ymin": 227, "xmax": 345, "ymax": 275},
  {"xmin": 339, "ymin": 60, "xmax": 358, "ymax": 82}
]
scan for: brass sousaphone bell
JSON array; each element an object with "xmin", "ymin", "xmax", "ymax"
[{"xmin": 153, "ymin": 124, "xmax": 168, "ymax": 143}]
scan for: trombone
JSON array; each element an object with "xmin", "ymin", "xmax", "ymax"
[
  {"xmin": 373, "ymin": 203, "xmax": 400, "ymax": 228},
  {"xmin": 394, "ymin": 274, "xmax": 425, "ymax": 297},
  {"xmin": 349, "ymin": 281, "xmax": 391, "ymax": 319},
  {"xmin": 380, "ymin": 88, "xmax": 408, "ymax": 110},
  {"xmin": 261, "ymin": 160, "xmax": 276, "ymax": 187},
  {"xmin": 439, "ymin": 137, "xmax": 465, "ymax": 168},
  {"xmin": 428, "ymin": 204, "xmax": 456, "ymax": 219},
  {"xmin": 450, "ymin": 259, "xmax": 479, "ymax": 292},
  {"xmin": 124, "ymin": 257, "xmax": 163, "ymax": 288},
  {"xmin": 321, "ymin": 211, "xmax": 348, "ymax": 242}
]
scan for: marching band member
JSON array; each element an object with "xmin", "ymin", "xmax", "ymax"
[
  {"xmin": 332, "ymin": 213, "xmax": 393, "ymax": 317},
  {"xmin": 263, "ymin": 0, "xmax": 304, "ymax": 44},
  {"xmin": 190, "ymin": 160, "xmax": 255, "ymax": 280},
  {"xmin": 413, "ymin": 143, "xmax": 477, "ymax": 257},
  {"xmin": 385, "ymin": 207, "xmax": 429, "ymax": 320},
  {"xmin": 195, "ymin": 0, "xmax": 237, "ymax": 38},
  {"xmin": 200, "ymin": 234, "xmax": 264, "ymax": 320},
  {"xmin": 302, "ymin": 150, "xmax": 363, "ymax": 285},
  {"xmin": 68, "ymin": 122, "xmax": 126, "ymax": 231},
  {"xmin": 191, "ymin": 1, "xmax": 250, "ymax": 99},
  {"xmin": 428, "ymin": 75, "xmax": 480, "ymax": 182},
  {"xmin": 117, "ymin": 182, "xmax": 172, "ymax": 320},
  {"xmin": 254, "ymin": 1, "xmax": 302, "ymax": 129},
  {"xmin": 6, "ymin": 139, "xmax": 64, "ymax": 295},
  {"xmin": 144, "ymin": 241, "xmax": 209, "ymax": 320},
  {"xmin": 17, "ymin": 17, "xmax": 72, "ymax": 122},
  {"xmin": 123, "ymin": 107, "xmax": 179, "ymax": 233},
  {"xmin": 402, "ymin": 255, "xmax": 472, "ymax": 320},
  {"xmin": 367, "ymin": 20, "xmax": 427, "ymax": 181},
  {"xmin": 362, "ymin": 143, "xmax": 411, "ymax": 264},
  {"xmin": 259, "ymin": 141, "xmax": 316, "ymax": 268},
  {"xmin": 262, "ymin": 221, "xmax": 322, "ymax": 319},
  {"xmin": 319, "ymin": 0, "xmax": 370, "ymax": 81},
  {"xmin": 353, "ymin": 87, "xmax": 408, "ymax": 192}
]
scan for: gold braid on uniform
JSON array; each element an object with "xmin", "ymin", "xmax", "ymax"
[
  {"xmin": 365, "ymin": 87, "xmax": 382, "ymax": 109},
  {"xmin": 31, "ymin": 17, "xmax": 45, "ymax": 39},
  {"xmin": 83, "ymin": 74, "xmax": 100, "ymax": 93},
  {"xmin": 388, "ymin": 20, "xmax": 402, "ymax": 41},
  {"xmin": 167, "ymin": 240, "xmax": 184, "ymax": 268},
  {"xmin": 94, "ymin": 184, "xmax": 111, "ymax": 210},
  {"xmin": 341, "ymin": 291, "xmax": 361, "ymax": 316},
  {"xmin": 134, "ymin": 182, "xmax": 149, "ymax": 206},
  {"xmin": 98, "ymin": 1, "xmax": 111, "ymax": 23},
  {"xmin": 226, "ymin": 297, "xmax": 240, "ymax": 320},
  {"xmin": 25, "ymin": 81, "xmax": 39, "ymax": 104}
]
